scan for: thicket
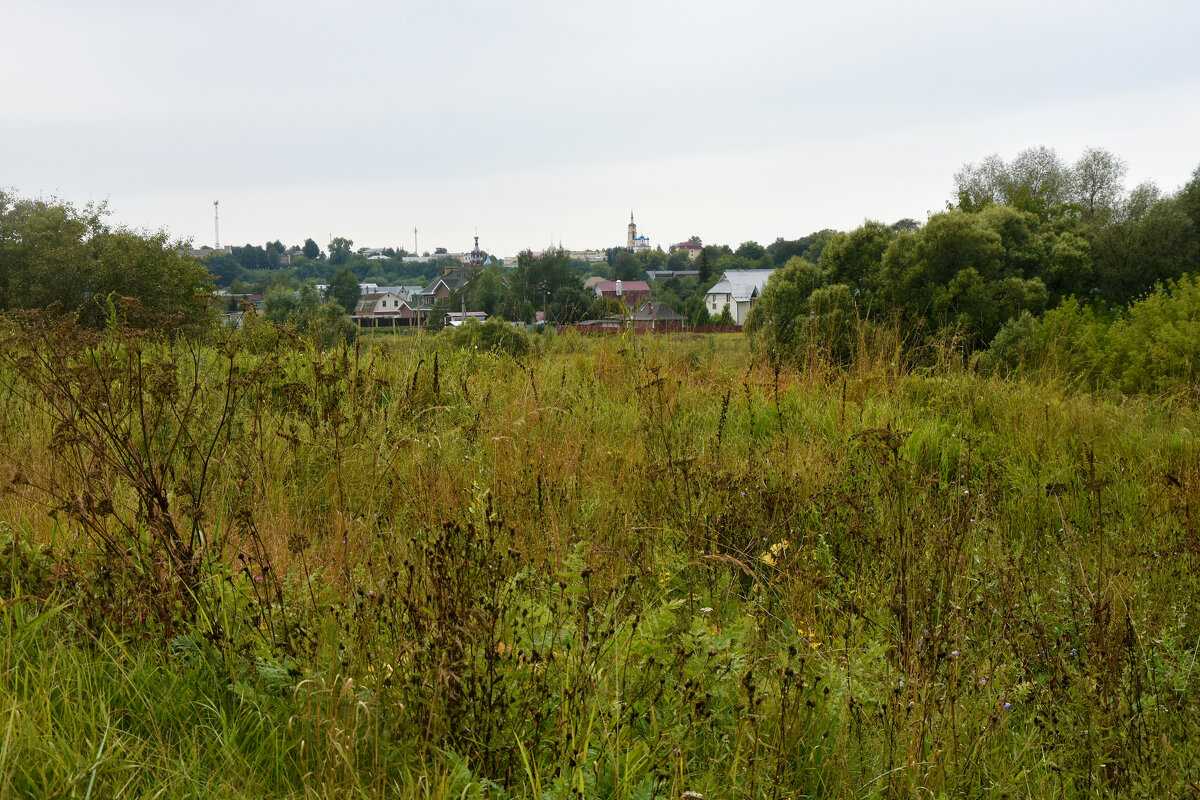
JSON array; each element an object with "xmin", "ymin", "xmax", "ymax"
[
  {"xmin": 0, "ymin": 191, "xmax": 214, "ymax": 331},
  {"xmin": 747, "ymin": 151, "xmax": 1200, "ymax": 378},
  {"xmin": 980, "ymin": 275, "xmax": 1200, "ymax": 396},
  {"xmin": 0, "ymin": 318, "xmax": 1198, "ymax": 797}
]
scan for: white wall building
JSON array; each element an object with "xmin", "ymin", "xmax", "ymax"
[{"xmin": 704, "ymin": 269, "xmax": 775, "ymax": 325}]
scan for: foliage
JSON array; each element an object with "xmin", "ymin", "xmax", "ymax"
[
  {"xmin": 501, "ymin": 248, "xmax": 599, "ymax": 324},
  {"xmin": 0, "ymin": 192, "xmax": 214, "ymax": 332},
  {"xmin": 0, "ymin": 328, "xmax": 1198, "ymax": 797},
  {"xmin": 444, "ymin": 317, "xmax": 531, "ymax": 357},
  {"xmin": 326, "ymin": 267, "xmax": 361, "ymax": 314},
  {"xmin": 746, "ymin": 257, "xmax": 860, "ymax": 364},
  {"xmin": 261, "ymin": 284, "xmax": 356, "ymax": 348},
  {"xmin": 980, "ymin": 274, "xmax": 1200, "ymax": 396},
  {"xmin": 328, "ymin": 236, "xmax": 354, "ymax": 266},
  {"xmin": 1090, "ymin": 182, "xmax": 1198, "ymax": 305}
]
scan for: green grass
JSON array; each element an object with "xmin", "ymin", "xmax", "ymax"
[{"xmin": 0, "ymin": 324, "xmax": 1198, "ymax": 797}]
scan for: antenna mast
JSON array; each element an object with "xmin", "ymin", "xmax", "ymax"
[
  {"xmin": 414, "ymin": 227, "xmax": 418, "ymax": 256},
  {"xmin": 213, "ymin": 200, "xmax": 220, "ymax": 248}
]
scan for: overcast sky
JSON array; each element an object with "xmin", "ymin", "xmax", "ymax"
[{"xmin": 4, "ymin": 0, "xmax": 1198, "ymax": 257}]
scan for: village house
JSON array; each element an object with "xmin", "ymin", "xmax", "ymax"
[
  {"xmin": 629, "ymin": 301, "xmax": 685, "ymax": 332},
  {"xmin": 672, "ymin": 241, "xmax": 702, "ymax": 260},
  {"xmin": 352, "ymin": 291, "xmax": 421, "ymax": 327},
  {"xmin": 704, "ymin": 269, "xmax": 774, "ymax": 325},
  {"xmin": 593, "ymin": 279, "xmax": 651, "ymax": 307}
]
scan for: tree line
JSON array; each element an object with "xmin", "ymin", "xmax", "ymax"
[
  {"xmin": 0, "ymin": 191, "xmax": 214, "ymax": 330},
  {"xmin": 747, "ymin": 147, "xmax": 1200, "ymax": 367},
  {"xmin": 3, "ymin": 146, "xmax": 1196, "ymax": 359}
]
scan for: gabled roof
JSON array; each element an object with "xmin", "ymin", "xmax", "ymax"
[
  {"xmin": 631, "ymin": 301, "xmax": 685, "ymax": 322},
  {"xmin": 419, "ymin": 271, "xmax": 471, "ymax": 295},
  {"xmin": 594, "ymin": 280, "xmax": 651, "ymax": 296},
  {"xmin": 354, "ymin": 292, "xmax": 409, "ymax": 315},
  {"xmin": 705, "ymin": 269, "xmax": 775, "ymax": 303}
]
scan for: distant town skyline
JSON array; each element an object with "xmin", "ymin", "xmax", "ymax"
[{"xmin": 4, "ymin": 1, "xmax": 1198, "ymax": 258}]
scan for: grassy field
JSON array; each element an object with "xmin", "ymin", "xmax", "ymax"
[{"xmin": 0, "ymin": 320, "xmax": 1198, "ymax": 798}]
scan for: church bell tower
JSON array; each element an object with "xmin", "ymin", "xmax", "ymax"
[{"xmin": 627, "ymin": 211, "xmax": 636, "ymax": 251}]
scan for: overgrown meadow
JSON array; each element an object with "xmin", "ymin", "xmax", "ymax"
[{"xmin": 1, "ymin": 316, "xmax": 1198, "ymax": 798}]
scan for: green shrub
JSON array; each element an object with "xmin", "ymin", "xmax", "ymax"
[
  {"xmin": 981, "ymin": 275, "xmax": 1200, "ymax": 395},
  {"xmin": 444, "ymin": 317, "xmax": 530, "ymax": 357}
]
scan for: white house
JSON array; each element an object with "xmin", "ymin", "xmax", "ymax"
[
  {"xmin": 704, "ymin": 269, "xmax": 775, "ymax": 325},
  {"xmin": 353, "ymin": 292, "xmax": 406, "ymax": 315}
]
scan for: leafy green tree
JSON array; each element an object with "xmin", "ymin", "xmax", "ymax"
[
  {"xmin": 613, "ymin": 250, "xmax": 641, "ymax": 281},
  {"xmin": 302, "ymin": 238, "xmax": 321, "ymax": 259},
  {"xmin": 818, "ymin": 221, "xmax": 895, "ymax": 304},
  {"xmin": 695, "ymin": 248, "xmax": 712, "ymax": 282},
  {"xmin": 767, "ymin": 230, "xmax": 836, "ymax": 266},
  {"xmin": 735, "ymin": 241, "xmax": 766, "ymax": 261},
  {"xmin": 954, "ymin": 147, "xmax": 1071, "ymax": 220},
  {"xmin": 234, "ymin": 244, "xmax": 270, "ymax": 270},
  {"xmin": 1180, "ymin": 164, "xmax": 1200, "ymax": 232},
  {"xmin": 879, "ymin": 209, "xmax": 1049, "ymax": 345},
  {"xmin": 0, "ymin": 192, "xmax": 213, "ymax": 330},
  {"xmin": 1070, "ymin": 147, "xmax": 1127, "ymax": 223},
  {"xmin": 503, "ymin": 247, "xmax": 586, "ymax": 321},
  {"xmin": 263, "ymin": 284, "xmax": 299, "ymax": 323},
  {"xmin": 466, "ymin": 265, "xmax": 507, "ymax": 316},
  {"xmin": 634, "ymin": 248, "xmax": 667, "ymax": 272},
  {"xmin": 326, "ymin": 267, "xmax": 361, "ymax": 313},
  {"xmin": 665, "ymin": 248, "xmax": 692, "ymax": 272},
  {"xmin": 329, "ymin": 237, "xmax": 354, "ymax": 266},
  {"xmin": 1090, "ymin": 183, "xmax": 1197, "ymax": 305},
  {"xmin": 684, "ymin": 295, "xmax": 710, "ymax": 326},
  {"xmin": 206, "ymin": 253, "xmax": 243, "ymax": 286}
]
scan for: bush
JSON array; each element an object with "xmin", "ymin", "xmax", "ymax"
[
  {"xmin": 979, "ymin": 275, "xmax": 1200, "ymax": 395},
  {"xmin": 444, "ymin": 317, "xmax": 530, "ymax": 357}
]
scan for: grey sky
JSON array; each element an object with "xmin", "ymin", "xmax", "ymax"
[{"xmin": 4, "ymin": 0, "xmax": 1198, "ymax": 257}]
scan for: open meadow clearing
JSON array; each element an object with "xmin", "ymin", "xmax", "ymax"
[{"xmin": 1, "ymin": 322, "xmax": 1198, "ymax": 798}]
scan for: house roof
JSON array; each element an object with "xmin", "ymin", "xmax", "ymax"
[
  {"xmin": 594, "ymin": 280, "xmax": 651, "ymax": 296},
  {"xmin": 675, "ymin": 241, "xmax": 702, "ymax": 250},
  {"xmin": 631, "ymin": 301, "xmax": 685, "ymax": 322},
  {"xmin": 354, "ymin": 292, "xmax": 409, "ymax": 314},
  {"xmin": 445, "ymin": 311, "xmax": 488, "ymax": 327},
  {"xmin": 418, "ymin": 271, "xmax": 471, "ymax": 295},
  {"xmin": 705, "ymin": 269, "xmax": 775, "ymax": 303}
]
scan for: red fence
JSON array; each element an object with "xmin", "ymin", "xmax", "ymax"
[{"xmin": 555, "ymin": 324, "xmax": 743, "ymax": 336}]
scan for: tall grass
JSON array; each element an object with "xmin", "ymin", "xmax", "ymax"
[{"xmin": 0, "ymin": 315, "xmax": 1197, "ymax": 797}]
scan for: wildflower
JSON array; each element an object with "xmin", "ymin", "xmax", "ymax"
[
  {"xmin": 1003, "ymin": 702, "xmax": 1011, "ymax": 709},
  {"xmin": 683, "ymin": 792, "xmax": 705, "ymax": 799},
  {"xmin": 951, "ymin": 650, "xmax": 960, "ymax": 658},
  {"xmin": 700, "ymin": 607, "xmax": 713, "ymax": 613}
]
